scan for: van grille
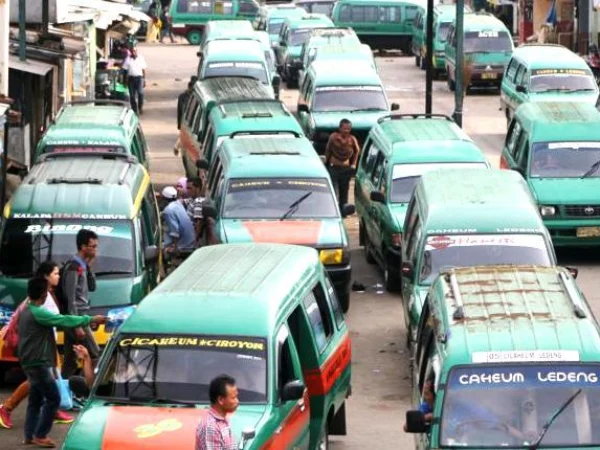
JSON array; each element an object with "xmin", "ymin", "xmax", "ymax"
[{"xmin": 564, "ymin": 205, "xmax": 600, "ymax": 217}]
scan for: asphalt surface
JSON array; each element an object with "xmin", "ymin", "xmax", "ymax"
[{"xmin": 1, "ymin": 41, "xmax": 600, "ymax": 450}]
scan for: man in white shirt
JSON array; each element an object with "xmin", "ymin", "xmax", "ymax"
[{"xmin": 122, "ymin": 47, "xmax": 147, "ymax": 114}]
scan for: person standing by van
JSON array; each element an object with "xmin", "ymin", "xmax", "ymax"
[
  {"xmin": 161, "ymin": 186, "xmax": 196, "ymax": 254},
  {"xmin": 160, "ymin": 5, "xmax": 176, "ymax": 44},
  {"xmin": 61, "ymin": 230, "xmax": 101, "ymax": 379},
  {"xmin": 122, "ymin": 47, "xmax": 147, "ymax": 114},
  {"xmin": 195, "ymin": 375, "xmax": 239, "ymax": 450},
  {"xmin": 325, "ymin": 118, "xmax": 360, "ymax": 216}
]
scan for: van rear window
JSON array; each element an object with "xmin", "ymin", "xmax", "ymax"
[
  {"xmin": 43, "ymin": 145, "xmax": 126, "ymax": 155},
  {"xmin": 464, "ymin": 30, "xmax": 512, "ymax": 53}
]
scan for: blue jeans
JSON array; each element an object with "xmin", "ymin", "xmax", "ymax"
[
  {"xmin": 23, "ymin": 366, "xmax": 60, "ymax": 441},
  {"xmin": 128, "ymin": 76, "xmax": 144, "ymax": 114}
]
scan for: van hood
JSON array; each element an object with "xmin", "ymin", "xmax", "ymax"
[
  {"xmin": 62, "ymin": 403, "xmax": 266, "ymax": 450},
  {"xmin": 222, "ymin": 218, "xmax": 345, "ymax": 247},
  {"xmin": 529, "ymin": 177, "xmax": 600, "ymax": 204},
  {"xmin": 312, "ymin": 111, "xmax": 388, "ymax": 131},
  {"xmin": 389, "ymin": 203, "xmax": 408, "ymax": 231},
  {"xmin": 528, "ymin": 91, "xmax": 599, "ymax": 105}
]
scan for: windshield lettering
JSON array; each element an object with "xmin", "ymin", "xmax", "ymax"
[
  {"xmin": 25, "ymin": 224, "xmax": 114, "ymax": 234},
  {"xmin": 459, "ymin": 372, "xmax": 525, "ymax": 385},
  {"xmin": 538, "ymin": 371, "xmax": 598, "ymax": 383},
  {"xmin": 119, "ymin": 336, "xmax": 265, "ymax": 351}
]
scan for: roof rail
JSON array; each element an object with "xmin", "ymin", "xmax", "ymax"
[
  {"xmin": 216, "ymin": 98, "xmax": 285, "ymax": 117},
  {"xmin": 517, "ymin": 43, "xmax": 566, "ymax": 49},
  {"xmin": 46, "ymin": 177, "xmax": 103, "ymax": 185},
  {"xmin": 39, "ymin": 152, "xmax": 137, "ymax": 163},
  {"xmin": 65, "ymin": 99, "xmax": 131, "ymax": 108},
  {"xmin": 377, "ymin": 113, "xmax": 453, "ymax": 124},
  {"xmin": 449, "ymin": 273, "xmax": 465, "ymax": 320},
  {"xmin": 558, "ymin": 270, "xmax": 587, "ymax": 318},
  {"xmin": 230, "ymin": 130, "xmax": 300, "ymax": 138}
]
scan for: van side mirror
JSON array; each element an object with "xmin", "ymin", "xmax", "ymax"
[
  {"xmin": 401, "ymin": 261, "xmax": 414, "ymax": 280},
  {"xmin": 404, "ymin": 410, "xmax": 430, "ymax": 433},
  {"xmin": 516, "ymin": 85, "xmax": 527, "ymax": 93},
  {"xmin": 69, "ymin": 376, "xmax": 90, "ymax": 398},
  {"xmin": 202, "ymin": 203, "xmax": 217, "ymax": 219},
  {"xmin": 196, "ymin": 158, "xmax": 210, "ymax": 170},
  {"xmin": 566, "ymin": 266, "xmax": 579, "ymax": 279},
  {"xmin": 370, "ymin": 191, "xmax": 385, "ymax": 203},
  {"xmin": 342, "ymin": 203, "xmax": 356, "ymax": 216},
  {"xmin": 297, "ymin": 104, "xmax": 309, "ymax": 114},
  {"xmin": 144, "ymin": 245, "xmax": 159, "ymax": 263},
  {"xmin": 240, "ymin": 428, "xmax": 256, "ymax": 447},
  {"xmin": 391, "ymin": 103, "xmax": 400, "ymax": 111},
  {"xmin": 281, "ymin": 380, "xmax": 305, "ymax": 402}
]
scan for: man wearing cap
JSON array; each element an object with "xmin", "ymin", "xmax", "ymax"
[{"xmin": 161, "ymin": 186, "xmax": 196, "ymax": 256}]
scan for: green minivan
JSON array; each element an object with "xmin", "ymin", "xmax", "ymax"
[
  {"xmin": 354, "ymin": 114, "xmax": 489, "ymax": 291},
  {"xmin": 62, "ymin": 243, "xmax": 351, "ymax": 450},
  {"xmin": 500, "ymin": 101, "xmax": 600, "ymax": 247},
  {"xmin": 197, "ymin": 19, "xmax": 256, "ymax": 51},
  {"xmin": 405, "ymin": 264, "xmax": 600, "ymax": 449},
  {"xmin": 170, "ymin": 0, "xmax": 260, "ymax": 45},
  {"xmin": 297, "ymin": 60, "xmax": 398, "ymax": 153},
  {"xmin": 331, "ymin": 0, "xmax": 425, "ymax": 53},
  {"xmin": 412, "ymin": 4, "xmax": 472, "ymax": 76},
  {"xmin": 254, "ymin": 4, "xmax": 307, "ymax": 45},
  {"xmin": 35, "ymin": 101, "xmax": 150, "ymax": 167},
  {"xmin": 178, "ymin": 77, "xmax": 273, "ymax": 178},
  {"xmin": 445, "ymin": 12, "xmax": 514, "ymax": 91},
  {"xmin": 199, "ymin": 137, "xmax": 354, "ymax": 312},
  {"xmin": 500, "ymin": 44, "xmax": 599, "ymax": 125},
  {"xmin": 400, "ymin": 168, "xmax": 557, "ymax": 343},
  {"xmin": 0, "ymin": 155, "xmax": 161, "ymax": 363}
]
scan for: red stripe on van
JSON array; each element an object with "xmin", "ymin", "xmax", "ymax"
[{"xmin": 303, "ymin": 333, "xmax": 351, "ymax": 397}]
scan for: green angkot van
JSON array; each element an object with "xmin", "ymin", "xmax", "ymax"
[
  {"xmin": 297, "ymin": 60, "xmax": 398, "ymax": 153},
  {"xmin": 35, "ymin": 101, "xmax": 150, "ymax": 167},
  {"xmin": 400, "ymin": 168, "xmax": 557, "ymax": 343},
  {"xmin": 197, "ymin": 19, "xmax": 256, "ymax": 50},
  {"xmin": 445, "ymin": 12, "xmax": 514, "ymax": 91},
  {"xmin": 62, "ymin": 244, "xmax": 351, "ymax": 450},
  {"xmin": 500, "ymin": 44, "xmax": 599, "ymax": 124},
  {"xmin": 200, "ymin": 137, "xmax": 354, "ymax": 312},
  {"xmin": 170, "ymin": 0, "xmax": 260, "ymax": 45},
  {"xmin": 178, "ymin": 77, "xmax": 273, "ymax": 178},
  {"xmin": 0, "ymin": 155, "xmax": 161, "ymax": 363},
  {"xmin": 254, "ymin": 4, "xmax": 307, "ymax": 45},
  {"xmin": 501, "ymin": 101, "xmax": 600, "ymax": 247},
  {"xmin": 405, "ymin": 264, "xmax": 600, "ymax": 449},
  {"xmin": 331, "ymin": 0, "xmax": 425, "ymax": 53},
  {"xmin": 354, "ymin": 114, "xmax": 489, "ymax": 291}
]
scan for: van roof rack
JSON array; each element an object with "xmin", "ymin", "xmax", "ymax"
[
  {"xmin": 217, "ymin": 98, "xmax": 286, "ymax": 117},
  {"xmin": 46, "ymin": 177, "xmax": 103, "ymax": 185},
  {"xmin": 377, "ymin": 113, "xmax": 453, "ymax": 124},
  {"xmin": 230, "ymin": 130, "xmax": 300, "ymax": 138},
  {"xmin": 557, "ymin": 270, "xmax": 587, "ymax": 318}
]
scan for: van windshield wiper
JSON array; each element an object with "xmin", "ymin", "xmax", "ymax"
[
  {"xmin": 349, "ymin": 107, "xmax": 386, "ymax": 112},
  {"xmin": 94, "ymin": 270, "xmax": 134, "ymax": 277},
  {"xmin": 528, "ymin": 389, "xmax": 582, "ymax": 449},
  {"xmin": 581, "ymin": 159, "xmax": 600, "ymax": 178},
  {"xmin": 280, "ymin": 191, "xmax": 312, "ymax": 221}
]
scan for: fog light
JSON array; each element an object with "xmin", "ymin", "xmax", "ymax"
[
  {"xmin": 539, "ymin": 205, "xmax": 556, "ymax": 217},
  {"xmin": 320, "ymin": 249, "xmax": 343, "ymax": 265}
]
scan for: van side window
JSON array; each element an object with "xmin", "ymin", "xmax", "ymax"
[
  {"xmin": 186, "ymin": 96, "xmax": 199, "ymax": 126},
  {"xmin": 133, "ymin": 128, "xmax": 147, "ymax": 163},
  {"xmin": 415, "ymin": 298, "xmax": 433, "ymax": 376},
  {"xmin": 371, "ymin": 151, "xmax": 385, "ymax": 185},
  {"xmin": 403, "ymin": 197, "xmax": 417, "ymax": 242},
  {"xmin": 505, "ymin": 58, "xmax": 518, "ymax": 81},
  {"xmin": 407, "ymin": 219, "xmax": 422, "ymax": 263},
  {"xmin": 144, "ymin": 186, "xmax": 160, "ymax": 232},
  {"xmin": 404, "ymin": 6, "xmax": 417, "ymax": 22},
  {"xmin": 302, "ymin": 284, "xmax": 333, "ymax": 353},
  {"xmin": 505, "ymin": 120, "xmax": 522, "ymax": 156},
  {"xmin": 515, "ymin": 65, "xmax": 526, "ymax": 87},
  {"xmin": 184, "ymin": 0, "xmax": 211, "ymax": 13},
  {"xmin": 214, "ymin": 0, "xmax": 233, "ymax": 14},
  {"xmin": 380, "ymin": 5, "xmax": 401, "ymax": 22},
  {"xmin": 515, "ymin": 132, "xmax": 529, "ymax": 169},
  {"xmin": 339, "ymin": 4, "xmax": 352, "ymax": 21},
  {"xmin": 203, "ymin": 126, "xmax": 215, "ymax": 158},
  {"xmin": 207, "ymin": 155, "xmax": 222, "ymax": 196},
  {"xmin": 325, "ymin": 275, "xmax": 345, "ymax": 327},
  {"xmin": 276, "ymin": 326, "xmax": 301, "ymax": 394}
]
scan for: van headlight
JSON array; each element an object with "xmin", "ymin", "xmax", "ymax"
[
  {"xmin": 320, "ymin": 249, "xmax": 343, "ymax": 265},
  {"xmin": 539, "ymin": 205, "xmax": 556, "ymax": 217}
]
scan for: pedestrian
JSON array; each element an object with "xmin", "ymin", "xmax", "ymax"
[
  {"xmin": 0, "ymin": 262, "xmax": 75, "ymax": 430},
  {"xmin": 61, "ymin": 230, "xmax": 101, "ymax": 379},
  {"xmin": 325, "ymin": 118, "xmax": 360, "ymax": 216},
  {"xmin": 161, "ymin": 186, "xmax": 196, "ymax": 254},
  {"xmin": 182, "ymin": 178, "xmax": 206, "ymax": 243},
  {"xmin": 146, "ymin": 16, "xmax": 161, "ymax": 43},
  {"xmin": 18, "ymin": 277, "xmax": 106, "ymax": 448},
  {"xmin": 176, "ymin": 177, "xmax": 189, "ymax": 199},
  {"xmin": 122, "ymin": 47, "xmax": 147, "ymax": 114},
  {"xmin": 177, "ymin": 77, "xmax": 197, "ymax": 130},
  {"xmin": 160, "ymin": 5, "xmax": 175, "ymax": 44},
  {"xmin": 195, "ymin": 375, "xmax": 239, "ymax": 450}
]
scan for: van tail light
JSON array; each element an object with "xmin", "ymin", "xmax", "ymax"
[{"xmin": 392, "ymin": 233, "xmax": 402, "ymax": 247}]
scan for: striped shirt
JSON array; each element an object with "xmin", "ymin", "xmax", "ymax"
[{"xmin": 195, "ymin": 407, "xmax": 237, "ymax": 450}]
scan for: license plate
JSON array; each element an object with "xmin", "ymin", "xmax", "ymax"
[
  {"xmin": 481, "ymin": 72, "xmax": 498, "ymax": 80},
  {"xmin": 576, "ymin": 227, "xmax": 600, "ymax": 238}
]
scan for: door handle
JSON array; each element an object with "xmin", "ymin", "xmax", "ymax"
[
  {"xmin": 275, "ymin": 426, "xmax": 283, "ymax": 434},
  {"xmin": 299, "ymin": 398, "xmax": 305, "ymax": 412}
]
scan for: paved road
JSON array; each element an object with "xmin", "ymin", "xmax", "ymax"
[{"xmin": 1, "ymin": 42, "xmax": 599, "ymax": 449}]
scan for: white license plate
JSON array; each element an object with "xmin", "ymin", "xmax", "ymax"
[
  {"xmin": 481, "ymin": 72, "xmax": 498, "ymax": 80},
  {"xmin": 576, "ymin": 227, "xmax": 600, "ymax": 238}
]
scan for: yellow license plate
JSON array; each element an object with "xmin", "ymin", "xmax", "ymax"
[
  {"xmin": 481, "ymin": 72, "xmax": 498, "ymax": 80},
  {"xmin": 576, "ymin": 227, "xmax": 600, "ymax": 238}
]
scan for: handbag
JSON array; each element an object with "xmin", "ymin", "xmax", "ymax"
[{"xmin": 53, "ymin": 368, "xmax": 74, "ymax": 410}]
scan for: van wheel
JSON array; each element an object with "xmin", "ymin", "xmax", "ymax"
[
  {"xmin": 384, "ymin": 262, "xmax": 401, "ymax": 292},
  {"xmin": 318, "ymin": 423, "xmax": 330, "ymax": 450},
  {"xmin": 186, "ymin": 30, "xmax": 202, "ymax": 45},
  {"xmin": 338, "ymin": 293, "xmax": 350, "ymax": 314},
  {"xmin": 415, "ymin": 55, "xmax": 421, "ymax": 67}
]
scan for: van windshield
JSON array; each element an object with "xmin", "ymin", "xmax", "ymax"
[
  {"xmin": 0, "ymin": 219, "xmax": 135, "ymax": 278},
  {"xmin": 205, "ymin": 62, "xmax": 268, "ymax": 84},
  {"xmin": 390, "ymin": 162, "xmax": 487, "ymax": 203},
  {"xmin": 441, "ymin": 364, "xmax": 600, "ymax": 447},
  {"xmin": 530, "ymin": 69, "xmax": 597, "ymax": 93},
  {"xmin": 223, "ymin": 177, "xmax": 338, "ymax": 219},
  {"xmin": 437, "ymin": 22, "xmax": 452, "ymax": 42},
  {"xmin": 530, "ymin": 142, "xmax": 600, "ymax": 178},
  {"xmin": 313, "ymin": 86, "xmax": 387, "ymax": 112},
  {"xmin": 268, "ymin": 19, "xmax": 284, "ymax": 35},
  {"xmin": 464, "ymin": 31, "xmax": 512, "ymax": 53},
  {"xmin": 291, "ymin": 28, "xmax": 316, "ymax": 46},
  {"xmin": 95, "ymin": 334, "xmax": 267, "ymax": 404},
  {"xmin": 419, "ymin": 234, "xmax": 552, "ymax": 284}
]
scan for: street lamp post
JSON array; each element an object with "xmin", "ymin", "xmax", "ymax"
[
  {"xmin": 453, "ymin": 0, "xmax": 465, "ymax": 127},
  {"xmin": 425, "ymin": 0, "xmax": 434, "ymax": 113}
]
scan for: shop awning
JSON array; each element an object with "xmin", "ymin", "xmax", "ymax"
[
  {"xmin": 9, "ymin": 55, "xmax": 54, "ymax": 76},
  {"xmin": 486, "ymin": 0, "xmax": 515, "ymax": 5}
]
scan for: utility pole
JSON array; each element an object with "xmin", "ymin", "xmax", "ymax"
[
  {"xmin": 578, "ymin": 0, "xmax": 589, "ymax": 54},
  {"xmin": 42, "ymin": 0, "xmax": 49, "ymax": 35},
  {"xmin": 453, "ymin": 0, "xmax": 465, "ymax": 127},
  {"xmin": 425, "ymin": 0, "xmax": 434, "ymax": 113},
  {"xmin": 0, "ymin": 0, "xmax": 9, "ymax": 96},
  {"xmin": 18, "ymin": 0, "xmax": 25, "ymax": 61}
]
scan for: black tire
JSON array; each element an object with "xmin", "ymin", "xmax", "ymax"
[
  {"xmin": 384, "ymin": 260, "xmax": 402, "ymax": 292},
  {"xmin": 338, "ymin": 292, "xmax": 350, "ymax": 314},
  {"xmin": 318, "ymin": 423, "xmax": 330, "ymax": 450},
  {"xmin": 186, "ymin": 29, "xmax": 202, "ymax": 46}
]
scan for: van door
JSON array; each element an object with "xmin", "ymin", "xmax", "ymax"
[
  {"xmin": 368, "ymin": 150, "xmax": 388, "ymax": 262},
  {"xmin": 269, "ymin": 325, "xmax": 311, "ymax": 449},
  {"xmin": 355, "ymin": 138, "xmax": 381, "ymax": 245},
  {"xmin": 141, "ymin": 184, "xmax": 161, "ymax": 285},
  {"xmin": 501, "ymin": 58, "xmax": 519, "ymax": 118}
]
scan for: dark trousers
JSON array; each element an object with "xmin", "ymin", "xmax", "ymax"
[
  {"xmin": 128, "ymin": 76, "xmax": 144, "ymax": 114},
  {"xmin": 160, "ymin": 25, "xmax": 175, "ymax": 43},
  {"xmin": 23, "ymin": 367, "xmax": 60, "ymax": 441},
  {"xmin": 61, "ymin": 326, "xmax": 100, "ymax": 379},
  {"xmin": 329, "ymin": 165, "xmax": 353, "ymax": 216}
]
